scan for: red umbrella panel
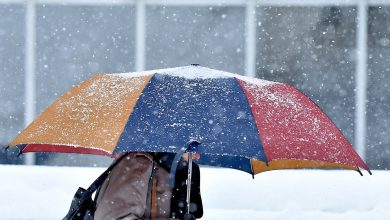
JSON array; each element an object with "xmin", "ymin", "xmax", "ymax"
[{"xmin": 7, "ymin": 66, "xmax": 370, "ymax": 175}]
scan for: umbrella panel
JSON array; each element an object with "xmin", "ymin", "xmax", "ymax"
[{"xmin": 115, "ymin": 74, "xmax": 267, "ymax": 162}]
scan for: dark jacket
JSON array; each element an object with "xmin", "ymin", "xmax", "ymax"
[{"xmin": 153, "ymin": 153, "xmax": 203, "ymax": 219}]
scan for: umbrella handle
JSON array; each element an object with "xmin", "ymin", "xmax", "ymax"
[
  {"xmin": 186, "ymin": 152, "xmax": 193, "ymax": 215},
  {"xmin": 169, "ymin": 140, "xmax": 200, "ymax": 187},
  {"xmin": 167, "ymin": 140, "xmax": 199, "ymax": 215}
]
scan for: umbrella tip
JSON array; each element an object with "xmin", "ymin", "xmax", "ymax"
[
  {"xmin": 358, "ymin": 166, "xmax": 373, "ymax": 176},
  {"xmin": 14, "ymin": 144, "xmax": 28, "ymax": 158},
  {"xmin": 356, "ymin": 166, "xmax": 363, "ymax": 176},
  {"xmin": 2, "ymin": 145, "xmax": 23, "ymax": 158},
  {"xmin": 2, "ymin": 146, "xmax": 9, "ymax": 153},
  {"xmin": 16, "ymin": 149, "xmax": 23, "ymax": 157}
]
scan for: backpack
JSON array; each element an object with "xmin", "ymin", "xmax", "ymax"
[
  {"xmin": 63, "ymin": 154, "xmax": 128, "ymax": 220},
  {"xmin": 94, "ymin": 152, "xmax": 173, "ymax": 220}
]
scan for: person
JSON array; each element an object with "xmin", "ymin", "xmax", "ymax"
[{"xmin": 94, "ymin": 152, "xmax": 203, "ymax": 220}]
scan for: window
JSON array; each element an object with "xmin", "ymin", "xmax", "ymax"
[
  {"xmin": 256, "ymin": 6, "xmax": 357, "ymax": 143},
  {"xmin": 367, "ymin": 6, "xmax": 390, "ymax": 169},
  {"xmin": 0, "ymin": 5, "xmax": 25, "ymax": 164},
  {"xmin": 36, "ymin": 5, "xmax": 136, "ymax": 113},
  {"xmin": 146, "ymin": 6, "xmax": 245, "ymax": 74}
]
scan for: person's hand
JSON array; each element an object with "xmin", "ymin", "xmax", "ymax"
[{"xmin": 182, "ymin": 153, "xmax": 201, "ymax": 162}]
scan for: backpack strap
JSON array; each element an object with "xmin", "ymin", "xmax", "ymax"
[
  {"xmin": 151, "ymin": 175, "xmax": 158, "ymax": 218},
  {"xmin": 89, "ymin": 154, "xmax": 128, "ymax": 196},
  {"xmin": 79, "ymin": 154, "xmax": 128, "ymax": 203},
  {"xmin": 147, "ymin": 161, "xmax": 158, "ymax": 218},
  {"xmin": 63, "ymin": 153, "xmax": 128, "ymax": 220}
]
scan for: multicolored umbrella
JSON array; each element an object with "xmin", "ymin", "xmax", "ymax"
[{"xmin": 7, "ymin": 65, "xmax": 370, "ymax": 175}]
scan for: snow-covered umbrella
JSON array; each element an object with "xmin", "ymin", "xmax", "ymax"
[{"xmin": 6, "ymin": 65, "xmax": 370, "ymax": 214}]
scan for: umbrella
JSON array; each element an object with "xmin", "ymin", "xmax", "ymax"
[
  {"xmin": 7, "ymin": 65, "xmax": 371, "ymax": 216},
  {"xmin": 7, "ymin": 65, "xmax": 370, "ymax": 175}
]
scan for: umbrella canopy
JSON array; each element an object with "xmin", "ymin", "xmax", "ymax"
[{"xmin": 8, "ymin": 65, "xmax": 370, "ymax": 175}]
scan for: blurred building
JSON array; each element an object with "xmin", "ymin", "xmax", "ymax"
[{"xmin": 0, "ymin": 0, "xmax": 388, "ymax": 169}]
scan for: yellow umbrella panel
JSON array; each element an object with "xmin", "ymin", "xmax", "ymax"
[{"xmin": 9, "ymin": 73, "xmax": 153, "ymax": 156}]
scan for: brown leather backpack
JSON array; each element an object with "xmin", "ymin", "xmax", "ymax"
[{"xmin": 94, "ymin": 152, "xmax": 174, "ymax": 220}]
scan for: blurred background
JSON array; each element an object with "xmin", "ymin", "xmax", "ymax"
[{"xmin": 0, "ymin": 0, "xmax": 388, "ymax": 170}]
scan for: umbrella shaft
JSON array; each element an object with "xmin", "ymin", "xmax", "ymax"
[{"xmin": 186, "ymin": 152, "xmax": 193, "ymax": 215}]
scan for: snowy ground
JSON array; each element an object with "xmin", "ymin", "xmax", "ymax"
[{"xmin": 0, "ymin": 165, "xmax": 388, "ymax": 220}]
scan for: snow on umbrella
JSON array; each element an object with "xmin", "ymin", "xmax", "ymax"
[{"xmin": 7, "ymin": 65, "xmax": 370, "ymax": 175}]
